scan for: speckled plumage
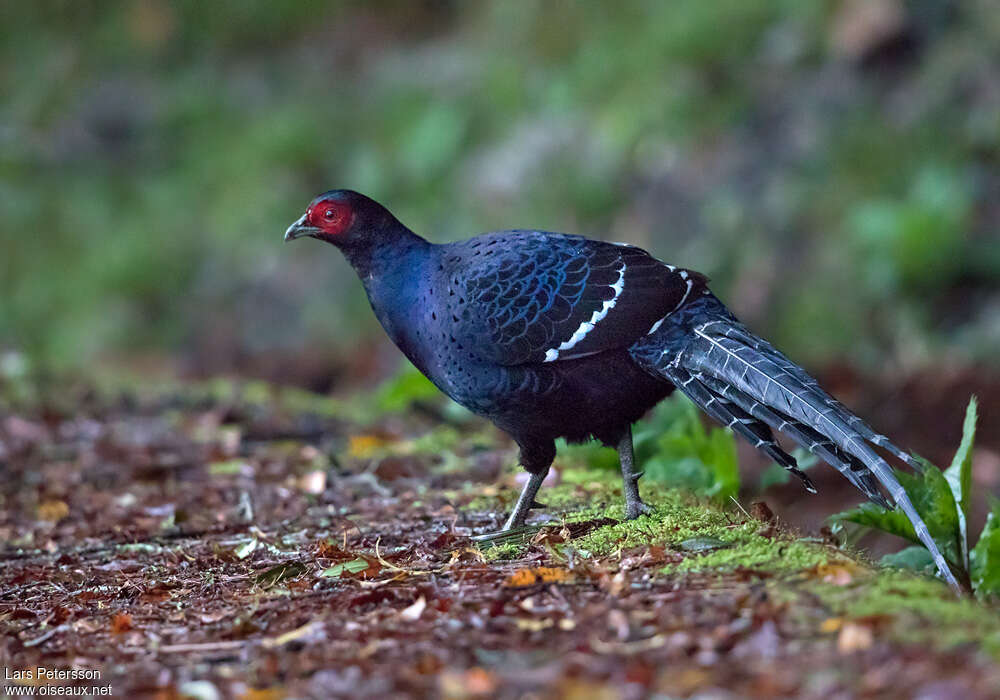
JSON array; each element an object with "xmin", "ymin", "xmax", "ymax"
[
  {"xmin": 367, "ymin": 230, "xmax": 697, "ymax": 448},
  {"xmin": 285, "ymin": 190, "xmax": 960, "ymax": 590}
]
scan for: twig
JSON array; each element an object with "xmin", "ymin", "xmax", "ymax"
[
  {"xmin": 373, "ymin": 537, "xmax": 441, "ymax": 576},
  {"xmin": 157, "ymin": 640, "xmax": 249, "ymax": 653},
  {"xmin": 729, "ymin": 495, "xmax": 752, "ymax": 520}
]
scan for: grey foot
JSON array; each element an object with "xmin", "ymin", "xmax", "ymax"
[
  {"xmin": 470, "ymin": 477, "xmax": 549, "ymax": 542},
  {"xmin": 624, "ymin": 500, "xmax": 654, "ymax": 520},
  {"xmin": 617, "ymin": 427, "xmax": 653, "ymax": 521},
  {"xmin": 501, "ymin": 470, "xmax": 549, "ymax": 530}
]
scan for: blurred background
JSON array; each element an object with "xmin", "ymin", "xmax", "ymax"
[{"xmin": 2, "ymin": 0, "xmax": 999, "ymax": 465}]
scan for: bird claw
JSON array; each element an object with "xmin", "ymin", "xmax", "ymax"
[
  {"xmin": 530, "ymin": 500, "xmax": 547, "ymax": 510},
  {"xmin": 630, "ymin": 471, "xmax": 644, "ymax": 482},
  {"xmin": 624, "ymin": 500, "xmax": 654, "ymax": 520}
]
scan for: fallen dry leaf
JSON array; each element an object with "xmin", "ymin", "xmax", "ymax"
[
  {"xmin": 607, "ymin": 570, "xmax": 629, "ymax": 597},
  {"xmin": 531, "ymin": 526, "xmax": 569, "ymax": 547},
  {"xmin": 110, "ymin": 612, "xmax": 133, "ymax": 634},
  {"xmin": 263, "ymin": 620, "xmax": 326, "ymax": 648},
  {"xmin": 657, "ymin": 667, "xmax": 712, "ymax": 696},
  {"xmin": 812, "ymin": 561, "xmax": 864, "ymax": 586},
  {"xmin": 439, "ymin": 667, "xmax": 497, "ymax": 698},
  {"xmin": 37, "ymin": 500, "xmax": 69, "ymax": 522},
  {"xmin": 838, "ymin": 622, "xmax": 874, "ymax": 654},
  {"xmin": 504, "ymin": 566, "xmax": 573, "ymax": 588},
  {"xmin": 821, "ymin": 617, "xmax": 843, "ymax": 633},
  {"xmin": 348, "ymin": 434, "xmax": 390, "ymax": 458},
  {"xmin": 398, "ymin": 596, "xmax": 427, "ymax": 621},
  {"xmin": 238, "ymin": 687, "xmax": 287, "ymax": 700},
  {"xmin": 516, "ymin": 618, "xmax": 553, "ymax": 632},
  {"xmin": 297, "ymin": 470, "xmax": 327, "ymax": 494},
  {"xmin": 750, "ymin": 501, "xmax": 776, "ymax": 523}
]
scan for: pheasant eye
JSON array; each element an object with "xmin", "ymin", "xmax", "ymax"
[{"xmin": 307, "ymin": 199, "xmax": 354, "ymax": 235}]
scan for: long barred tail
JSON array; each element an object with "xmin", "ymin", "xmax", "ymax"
[{"xmin": 630, "ymin": 291, "xmax": 960, "ymax": 591}]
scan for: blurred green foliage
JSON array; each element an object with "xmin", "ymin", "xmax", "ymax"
[
  {"xmin": 372, "ymin": 365, "xmax": 443, "ymax": 414},
  {"xmin": 634, "ymin": 396, "xmax": 741, "ymax": 501},
  {"xmin": 560, "ymin": 393, "xmax": 741, "ymax": 501},
  {"xmin": 2, "ymin": 1, "xmax": 998, "ymax": 374}
]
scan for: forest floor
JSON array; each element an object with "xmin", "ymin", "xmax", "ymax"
[{"xmin": 2, "ymin": 379, "xmax": 1000, "ymax": 699}]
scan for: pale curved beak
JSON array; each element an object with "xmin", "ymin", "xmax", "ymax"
[{"xmin": 284, "ymin": 214, "xmax": 320, "ymax": 242}]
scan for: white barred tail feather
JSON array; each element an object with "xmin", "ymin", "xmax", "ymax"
[{"xmin": 630, "ymin": 291, "xmax": 960, "ymax": 591}]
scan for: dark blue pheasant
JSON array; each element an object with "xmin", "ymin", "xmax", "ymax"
[{"xmin": 285, "ymin": 189, "xmax": 959, "ymax": 590}]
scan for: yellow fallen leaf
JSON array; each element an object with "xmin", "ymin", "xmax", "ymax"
[
  {"xmin": 814, "ymin": 562, "xmax": 861, "ymax": 586},
  {"xmin": 504, "ymin": 567, "xmax": 573, "ymax": 588},
  {"xmin": 238, "ymin": 689, "xmax": 286, "ymax": 700},
  {"xmin": 349, "ymin": 434, "xmax": 388, "ymax": 458},
  {"xmin": 37, "ymin": 500, "xmax": 69, "ymax": 522},
  {"xmin": 820, "ymin": 617, "xmax": 843, "ymax": 633}
]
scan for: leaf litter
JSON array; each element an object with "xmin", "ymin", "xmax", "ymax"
[{"xmin": 1, "ymin": 381, "xmax": 1000, "ymax": 698}]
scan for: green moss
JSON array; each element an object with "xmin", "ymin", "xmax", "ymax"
[
  {"xmin": 464, "ymin": 465, "xmax": 1000, "ymax": 660},
  {"xmin": 470, "ymin": 466, "xmax": 846, "ymax": 581},
  {"xmin": 468, "ymin": 478, "xmax": 845, "ymax": 582},
  {"xmin": 670, "ymin": 534, "xmax": 834, "ymax": 575},
  {"xmin": 544, "ymin": 478, "xmax": 619, "ymax": 511},
  {"xmin": 810, "ymin": 569, "xmax": 1000, "ymax": 654},
  {"xmin": 277, "ymin": 386, "xmax": 351, "ymax": 418},
  {"xmin": 483, "ymin": 543, "xmax": 523, "ymax": 561},
  {"xmin": 408, "ymin": 425, "xmax": 462, "ymax": 454},
  {"xmin": 570, "ymin": 489, "xmax": 750, "ymax": 557},
  {"xmin": 465, "ymin": 493, "xmax": 504, "ymax": 512}
]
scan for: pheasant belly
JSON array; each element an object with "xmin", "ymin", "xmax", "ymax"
[{"xmin": 467, "ymin": 350, "xmax": 674, "ymax": 448}]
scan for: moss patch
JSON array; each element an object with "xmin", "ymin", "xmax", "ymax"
[
  {"xmin": 467, "ymin": 465, "xmax": 1000, "ymax": 659},
  {"xmin": 566, "ymin": 483, "xmax": 752, "ymax": 558},
  {"xmin": 483, "ymin": 542, "xmax": 523, "ymax": 562},
  {"xmin": 462, "ymin": 461, "xmax": 1000, "ymax": 660},
  {"xmin": 669, "ymin": 534, "xmax": 836, "ymax": 575},
  {"xmin": 808, "ymin": 569, "xmax": 1000, "ymax": 654}
]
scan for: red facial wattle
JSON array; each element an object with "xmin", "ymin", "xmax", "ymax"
[{"xmin": 308, "ymin": 199, "xmax": 354, "ymax": 236}]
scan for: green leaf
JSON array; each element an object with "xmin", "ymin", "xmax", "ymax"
[
  {"xmin": 704, "ymin": 422, "xmax": 740, "ymax": 500},
  {"xmin": 832, "ymin": 447, "xmax": 977, "ymax": 591},
  {"xmin": 255, "ymin": 561, "xmax": 307, "ymax": 588},
  {"xmin": 832, "ymin": 462, "xmax": 962, "ymax": 567},
  {"xmin": 637, "ymin": 395, "xmax": 741, "ymax": 500},
  {"xmin": 321, "ymin": 557, "xmax": 370, "ymax": 578},
  {"xmin": 971, "ymin": 499, "xmax": 1000, "ymax": 596},
  {"xmin": 209, "ymin": 459, "xmax": 250, "ymax": 475},
  {"xmin": 944, "ymin": 396, "xmax": 977, "ymax": 569},
  {"xmin": 235, "ymin": 538, "xmax": 259, "ymax": 560},
  {"xmin": 904, "ymin": 459, "xmax": 961, "ymax": 551},
  {"xmin": 374, "ymin": 366, "xmax": 442, "ymax": 413},
  {"xmin": 881, "ymin": 546, "xmax": 935, "ymax": 574},
  {"xmin": 557, "ymin": 439, "xmax": 620, "ymax": 472},
  {"xmin": 679, "ymin": 537, "xmax": 733, "ymax": 553},
  {"xmin": 831, "ymin": 501, "xmax": 920, "ymax": 544},
  {"xmin": 758, "ymin": 449, "xmax": 818, "ymax": 491}
]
